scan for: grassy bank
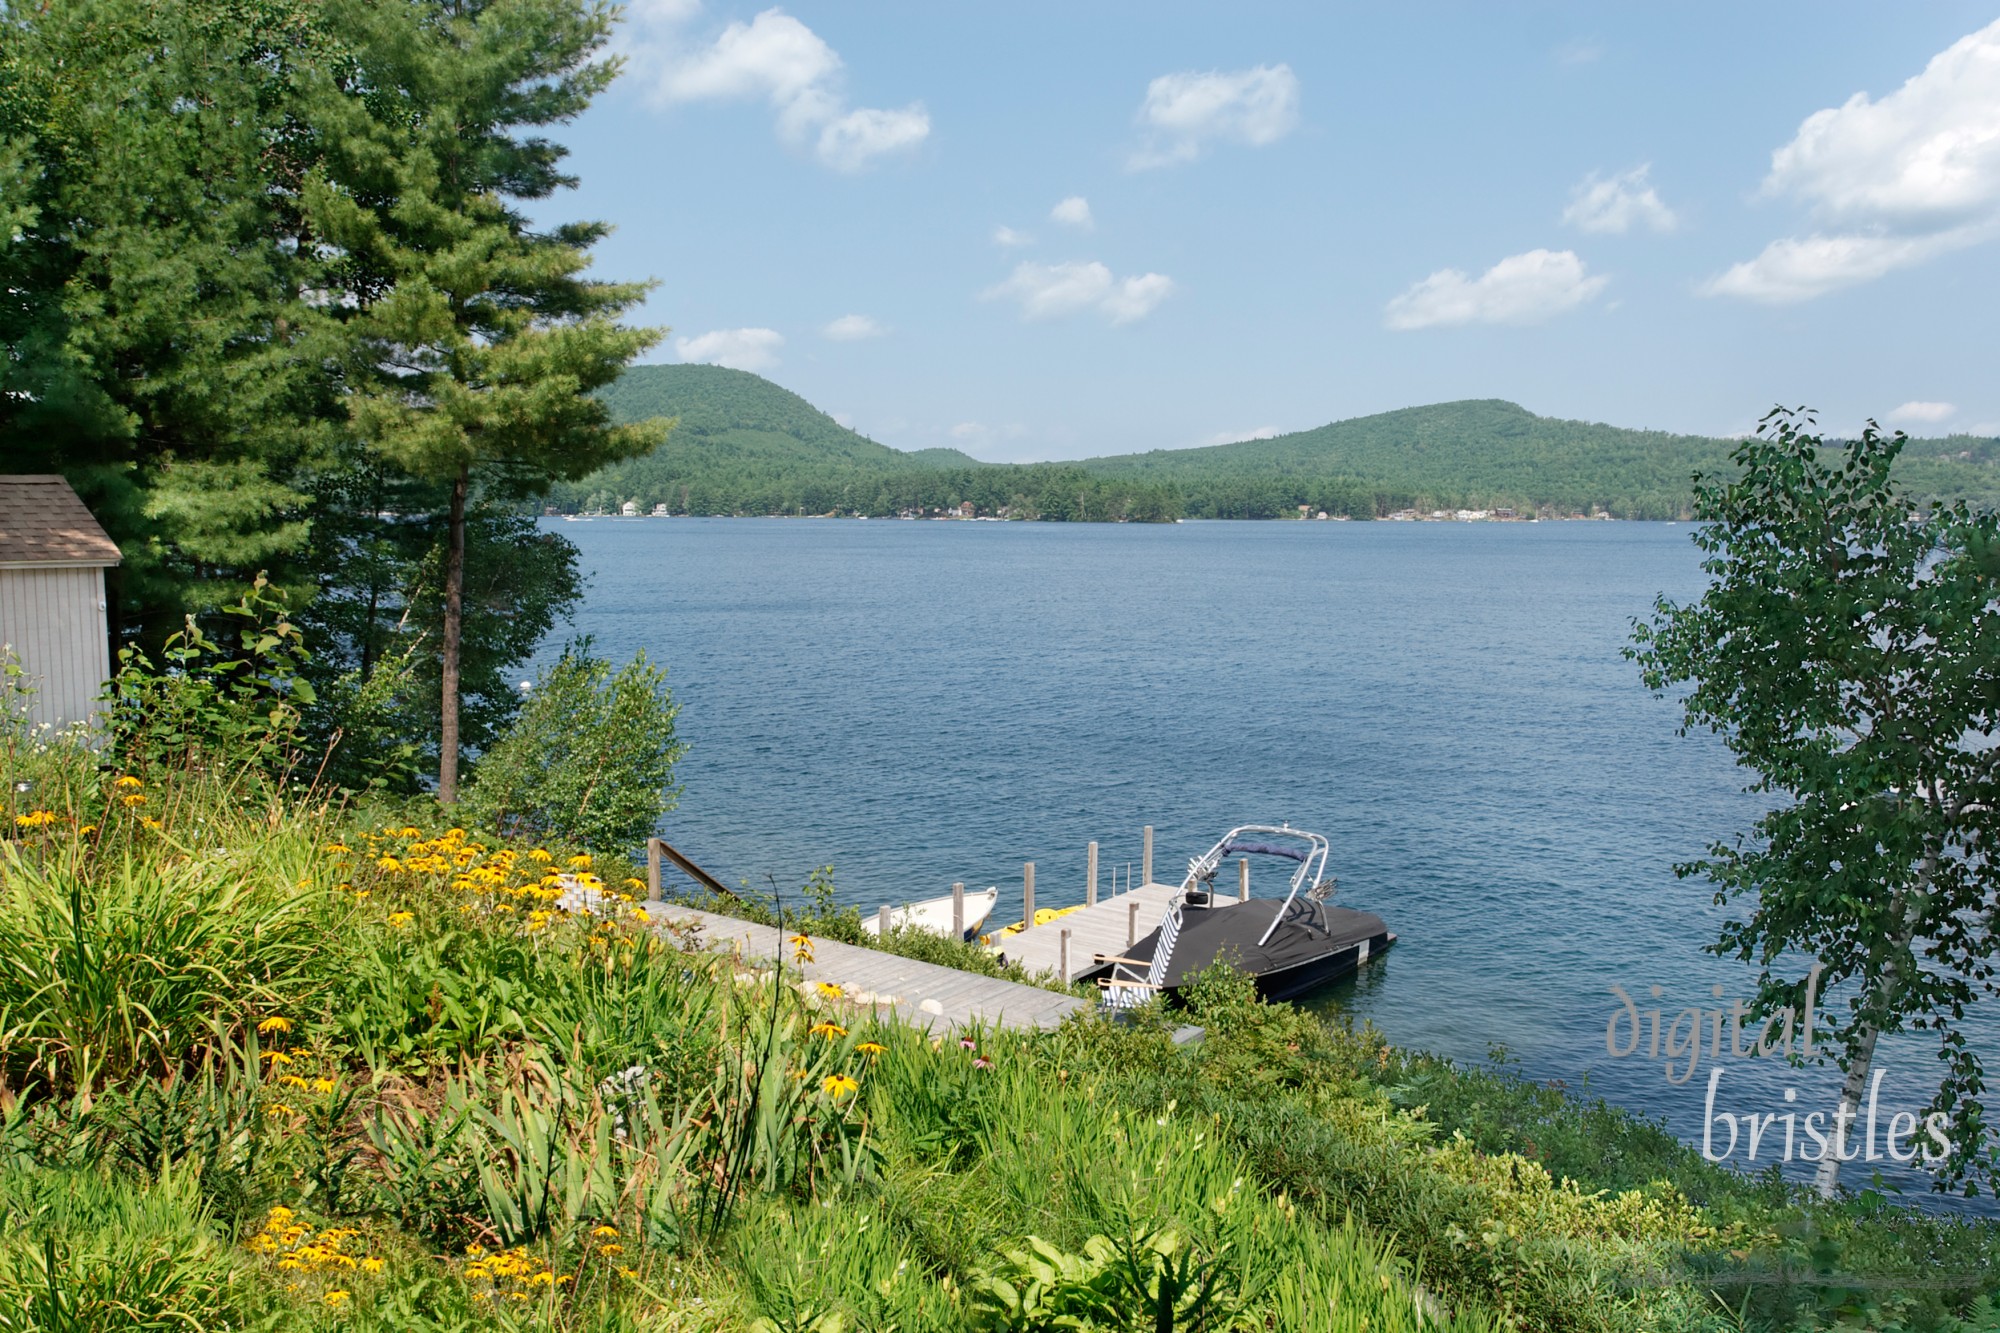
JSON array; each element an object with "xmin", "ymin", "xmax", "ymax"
[
  {"xmin": 0, "ymin": 761, "xmax": 1481, "ymax": 1332},
  {"xmin": 1, "ymin": 748, "xmax": 1994, "ymax": 1331}
]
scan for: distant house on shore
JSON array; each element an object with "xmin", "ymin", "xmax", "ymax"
[{"xmin": 0, "ymin": 475, "xmax": 122, "ymax": 731}]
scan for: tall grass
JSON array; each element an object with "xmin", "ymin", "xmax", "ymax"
[{"xmin": 0, "ymin": 842, "xmax": 328, "ymax": 1097}]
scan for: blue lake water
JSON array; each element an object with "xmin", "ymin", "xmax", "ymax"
[{"xmin": 536, "ymin": 516, "xmax": 1994, "ymax": 1211}]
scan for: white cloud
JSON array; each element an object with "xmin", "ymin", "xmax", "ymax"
[
  {"xmin": 992, "ymin": 224, "xmax": 1034, "ymax": 248},
  {"xmin": 1050, "ymin": 196, "xmax": 1093, "ymax": 230},
  {"xmin": 675, "ymin": 327, "xmax": 784, "ymax": 372},
  {"xmin": 1698, "ymin": 230, "xmax": 1970, "ymax": 302},
  {"xmin": 822, "ymin": 314, "xmax": 886, "ymax": 341},
  {"xmin": 946, "ymin": 421, "xmax": 1028, "ymax": 450},
  {"xmin": 817, "ymin": 105, "xmax": 929, "ymax": 171},
  {"xmin": 1554, "ymin": 38, "xmax": 1604, "ymax": 67},
  {"xmin": 981, "ymin": 261, "xmax": 1176, "ymax": 325},
  {"xmin": 635, "ymin": 7, "xmax": 928, "ymax": 172},
  {"xmin": 1563, "ymin": 165, "xmax": 1678, "ymax": 234},
  {"xmin": 1890, "ymin": 400, "xmax": 1956, "ymax": 424},
  {"xmin": 1202, "ymin": 426, "xmax": 1281, "ymax": 446},
  {"xmin": 1384, "ymin": 249, "xmax": 1609, "ymax": 330},
  {"xmin": 1706, "ymin": 18, "xmax": 2000, "ymax": 301},
  {"xmin": 1130, "ymin": 64, "xmax": 1300, "ymax": 168}
]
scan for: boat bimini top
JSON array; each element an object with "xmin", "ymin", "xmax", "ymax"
[{"xmin": 1181, "ymin": 824, "xmax": 1336, "ymax": 948}]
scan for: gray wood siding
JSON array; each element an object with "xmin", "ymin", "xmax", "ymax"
[{"xmin": 0, "ymin": 567, "xmax": 110, "ymax": 732}]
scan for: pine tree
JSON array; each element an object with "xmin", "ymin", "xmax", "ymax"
[
  {"xmin": 0, "ymin": 0, "xmax": 344, "ymax": 642},
  {"xmin": 310, "ymin": 0, "xmax": 666, "ymax": 801}
]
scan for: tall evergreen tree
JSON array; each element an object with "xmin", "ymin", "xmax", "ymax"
[
  {"xmin": 309, "ymin": 0, "xmax": 665, "ymax": 801},
  {"xmin": 0, "ymin": 0, "xmax": 344, "ymax": 642}
]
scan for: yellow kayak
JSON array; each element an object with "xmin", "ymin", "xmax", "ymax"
[{"xmin": 986, "ymin": 902, "xmax": 1089, "ymax": 941}]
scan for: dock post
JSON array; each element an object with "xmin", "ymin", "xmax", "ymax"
[
  {"xmin": 1086, "ymin": 841, "xmax": 1098, "ymax": 906},
  {"xmin": 1128, "ymin": 899, "xmax": 1140, "ymax": 947},
  {"xmin": 1239, "ymin": 858, "xmax": 1250, "ymax": 902},
  {"xmin": 1142, "ymin": 826, "xmax": 1153, "ymax": 886},
  {"xmin": 1023, "ymin": 862, "xmax": 1035, "ymax": 926},
  {"xmin": 878, "ymin": 905, "xmax": 892, "ymax": 935},
  {"xmin": 951, "ymin": 882, "xmax": 965, "ymax": 938},
  {"xmin": 646, "ymin": 838, "xmax": 662, "ymax": 900},
  {"xmin": 1059, "ymin": 927, "xmax": 1071, "ymax": 981}
]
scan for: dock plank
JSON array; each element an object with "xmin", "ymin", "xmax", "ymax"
[
  {"xmin": 994, "ymin": 881, "xmax": 1231, "ymax": 980},
  {"xmin": 646, "ymin": 902, "xmax": 1090, "ymax": 1033}
]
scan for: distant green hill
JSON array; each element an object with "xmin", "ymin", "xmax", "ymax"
[
  {"xmin": 567, "ymin": 365, "xmax": 982, "ymax": 512},
  {"xmin": 561, "ymin": 368, "xmax": 2000, "ymax": 521}
]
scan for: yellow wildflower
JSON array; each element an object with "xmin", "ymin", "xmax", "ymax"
[
  {"xmin": 529, "ymin": 848, "xmax": 552, "ymax": 863},
  {"xmin": 590, "ymin": 1225, "xmax": 619, "ymax": 1238},
  {"xmin": 857, "ymin": 1041, "xmax": 886, "ymax": 1058},
  {"xmin": 263, "ymin": 1051, "xmax": 293, "ymax": 1064},
  {"xmin": 361, "ymin": 1257, "xmax": 384, "ymax": 1273},
  {"xmin": 257, "ymin": 1016, "xmax": 292, "ymax": 1034},
  {"xmin": 629, "ymin": 907, "xmax": 650, "ymax": 924},
  {"xmin": 376, "ymin": 856, "xmax": 402, "ymax": 871},
  {"xmin": 598, "ymin": 1243, "xmax": 623, "ymax": 1255},
  {"xmin": 324, "ymin": 1290, "xmax": 350, "ymax": 1306},
  {"xmin": 386, "ymin": 911, "xmax": 414, "ymax": 929},
  {"xmin": 567, "ymin": 853, "xmax": 591, "ymax": 869},
  {"xmin": 815, "ymin": 981, "xmax": 844, "ymax": 1000},
  {"xmin": 809, "ymin": 1021, "xmax": 847, "ymax": 1039},
  {"xmin": 312, "ymin": 1077, "xmax": 338, "ymax": 1094},
  {"xmin": 114, "ymin": 775, "xmax": 144, "ymax": 788},
  {"xmin": 266, "ymin": 1103, "xmax": 296, "ymax": 1117},
  {"xmin": 280, "ymin": 1075, "xmax": 310, "ymax": 1089},
  {"xmin": 822, "ymin": 1073, "xmax": 859, "ymax": 1098},
  {"xmin": 12, "ymin": 809, "xmax": 55, "ymax": 829},
  {"xmin": 140, "ymin": 817, "xmax": 163, "ymax": 831},
  {"xmin": 120, "ymin": 793, "xmax": 146, "ymax": 806},
  {"xmin": 77, "ymin": 824, "xmax": 97, "ymax": 836}
]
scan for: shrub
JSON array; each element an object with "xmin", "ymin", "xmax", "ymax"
[
  {"xmin": 462, "ymin": 642, "xmax": 685, "ymax": 855},
  {"xmin": 101, "ymin": 574, "xmax": 315, "ymax": 782}
]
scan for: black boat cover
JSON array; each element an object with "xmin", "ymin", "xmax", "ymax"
[{"xmin": 1119, "ymin": 898, "xmax": 1386, "ymax": 990}]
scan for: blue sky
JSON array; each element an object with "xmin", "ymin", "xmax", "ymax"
[{"xmin": 545, "ymin": 3, "xmax": 2000, "ymax": 461}]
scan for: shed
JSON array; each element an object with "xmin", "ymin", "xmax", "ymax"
[{"xmin": 0, "ymin": 475, "xmax": 122, "ymax": 731}]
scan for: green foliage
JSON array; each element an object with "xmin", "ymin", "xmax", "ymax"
[
  {"xmin": 102, "ymin": 573, "xmax": 315, "ymax": 780},
  {"xmin": 0, "ymin": 1165, "xmax": 243, "ymax": 1331},
  {"xmin": 966, "ymin": 1229, "xmax": 1245, "ymax": 1332},
  {"xmin": 463, "ymin": 644, "xmax": 685, "ymax": 855},
  {"xmin": 1630, "ymin": 407, "xmax": 2000, "ymax": 1196},
  {"xmin": 0, "ymin": 844, "xmax": 325, "ymax": 1097},
  {"xmin": 0, "ymin": 0, "xmax": 341, "ymax": 634}
]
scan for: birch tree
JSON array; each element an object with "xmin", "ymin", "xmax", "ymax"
[{"xmin": 1631, "ymin": 407, "xmax": 2000, "ymax": 1197}]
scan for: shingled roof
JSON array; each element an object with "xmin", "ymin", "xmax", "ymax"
[{"xmin": 0, "ymin": 475, "xmax": 122, "ymax": 568}]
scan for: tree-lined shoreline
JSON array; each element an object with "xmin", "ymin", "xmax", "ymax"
[{"xmin": 559, "ymin": 365, "xmax": 2000, "ymax": 523}]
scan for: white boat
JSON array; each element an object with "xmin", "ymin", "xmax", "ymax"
[{"xmin": 862, "ymin": 886, "xmax": 999, "ymax": 941}]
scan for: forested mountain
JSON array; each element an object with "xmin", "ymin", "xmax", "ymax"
[
  {"xmin": 563, "ymin": 368, "xmax": 2000, "ymax": 521},
  {"xmin": 557, "ymin": 365, "xmax": 1182, "ymax": 520}
]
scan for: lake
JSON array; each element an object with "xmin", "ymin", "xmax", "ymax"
[{"xmin": 536, "ymin": 515, "xmax": 1993, "ymax": 1210}]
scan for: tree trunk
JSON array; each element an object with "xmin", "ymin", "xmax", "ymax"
[
  {"xmin": 1815, "ymin": 1015, "xmax": 1882, "ymax": 1198},
  {"xmin": 438, "ymin": 467, "xmax": 468, "ymax": 804},
  {"xmin": 1813, "ymin": 834, "xmax": 1940, "ymax": 1197}
]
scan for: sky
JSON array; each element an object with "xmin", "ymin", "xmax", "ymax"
[{"xmin": 541, "ymin": 2, "xmax": 2000, "ymax": 462}]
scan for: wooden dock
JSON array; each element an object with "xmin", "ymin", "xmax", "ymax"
[
  {"xmin": 645, "ymin": 901, "xmax": 1089, "ymax": 1033},
  {"xmin": 995, "ymin": 880, "xmax": 1240, "ymax": 981}
]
